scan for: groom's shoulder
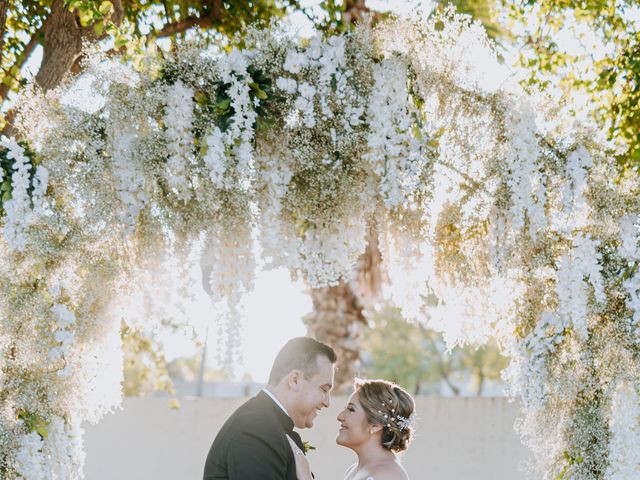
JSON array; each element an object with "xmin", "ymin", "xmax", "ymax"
[{"xmin": 223, "ymin": 393, "xmax": 285, "ymax": 436}]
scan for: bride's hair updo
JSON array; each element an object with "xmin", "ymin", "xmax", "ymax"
[{"xmin": 354, "ymin": 378, "xmax": 415, "ymax": 453}]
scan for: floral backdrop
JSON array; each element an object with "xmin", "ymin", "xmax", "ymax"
[{"xmin": 1, "ymin": 9, "xmax": 639, "ymax": 480}]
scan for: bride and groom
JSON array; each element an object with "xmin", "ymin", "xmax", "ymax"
[{"xmin": 203, "ymin": 337, "xmax": 415, "ymax": 480}]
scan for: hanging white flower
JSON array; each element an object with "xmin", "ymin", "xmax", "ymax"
[
  {"xmin": 163, "ymin": 80, "xmax": 195, "ymax": 200},
  {"xmin": 556, "ymin": 233, "xmax": 605, "ymax": 339},
  {"xmin": 551, "ymin": 145, "xmax": 593, "ymax": 234},
  {"xmin": 109, "ymin": 129, "xmax": 147, "ymax": 232},
  {"xmin": 0, "ymin": 134, "xmax": 44, "ymax": 251},
  {"xmin": 203, "ymin": 127, "xmax": 227, "ymax": 188},
  {"xmin": 298, "ymin": 81, "xmax": 316, "ymax": 98},
  {"xmin": 31, "ymin": 165, "xmax": 49, "ymax": 215},
  {"xmin": 619, "ymin": 215, "xmax": 639, "ymax": 261},
  {"xmin": 14, "ymin": 431, "xmax": 45, "ymax": 480},
  {"xmin": 283, "ymin": 49, "xmax": 307, "ymax": 74},
  {"xmin": 364, "ymin": 57, "xmax": 425, "ymax": 208},
  {"xmin": 503, "ymin": 99, "xmax": 547, "ymax": 238},
  {"xmin": 623, "ymin": 274, "xmax": 640, "ymax": 327},
  {"xmin": 276, "ymin": 77, "xmax": 297, "ymax": 94},
  {"xmin": 605, "ymin": 382, "xmax": 640, "ymax": 480}
]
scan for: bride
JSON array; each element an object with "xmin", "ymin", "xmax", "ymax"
[{"xmin": 288, "ymin": 378, "xmax": 415, "ymax": 480}]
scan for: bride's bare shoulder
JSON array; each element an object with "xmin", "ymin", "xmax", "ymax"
[{"xmin": 367, "ymin": 462, "xmax": 409, "ymax": 480}]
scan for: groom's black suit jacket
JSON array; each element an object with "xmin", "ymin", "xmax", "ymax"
[{"xmin": 203, "ymin": 390, "xmax": 306, "ymax": 480}]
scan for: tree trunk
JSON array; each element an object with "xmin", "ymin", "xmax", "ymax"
[
  {"xmin": 475, "ymin": 364, "xmax": 485, "ymax": 396},
  {"xmin": 343, "ymin": 0, "xmax": 383, "ymax": 25},
  {"xmin": 35, "ymin": 0, "xmax": 123, "ymax": 92},
  {"xmin": 303, "ymin": 222, "xmax": 382, "ymax": 392},
  {"xmin": 303, "ymin": 281, "xmax": 367, "ymax": 392},
  {"xmin": 0, "ymin": 0, "xmax": 8, "ymax": 57}
]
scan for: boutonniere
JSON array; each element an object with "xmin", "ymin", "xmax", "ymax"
[{"xmin": 302, "ymin": 440, "xmax": 316, "ymax": 453}]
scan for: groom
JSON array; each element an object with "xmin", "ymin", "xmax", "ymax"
[{"xmin": 203, "ymin": 337, "xmax": 337, "ymax": 479}]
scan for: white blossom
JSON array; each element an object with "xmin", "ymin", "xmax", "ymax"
[
  {"xmin": 50, "ymin": 304, "xmax": 76, "ymax": 328},
  {"xmin": 298, "ymin": 82, "xmax": 316, "ymax": 98},
  {"xmin": 14, "ymin": 431, "xmax": 45, "ymax": 480},
  {"xmin": 163, "ymin": 80, "xmax": 195, "ymax": 200},
  {"xmin": 109, "ymin": 129, "xmax": 147, "ymax": 232},
  {"xmin": 203, "ymin": 127, "xmax": 227, "ymax": 188},
  {"xmin": 556, "ymin": 233, "xmax": 605, "ymax": 339},
  {"xmin": 283, "ymin": 49, "xmax": 307, "ymax": 74},
  {"xmin": 276, "ymin": 77, "xmax": 297, "ymax": 94},
  {"xmin": 619, "ymin": 215, "xmax": 639, "ymax": 261},
  {"xmin": 364, "ymin": 57, "xmax": 426, "ymax": 208},
  {"xmin": 503, "ymin": 99, "xmax": 547, "ymax": 237},
  {"xmin": 1, "ymin": 134, "xmax": 36, "ymax": 251},
  {"xmin": 551, "ymin": 146, "xmax": 593, "ymax": 234},
  {"xmin": 605, "ymin": 382, "xmax": 640, "ymax": 480}
]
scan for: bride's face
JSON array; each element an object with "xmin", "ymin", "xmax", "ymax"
[{"xmin": 336, "ymin": 392, "xmax": 374, "ymax": 449}]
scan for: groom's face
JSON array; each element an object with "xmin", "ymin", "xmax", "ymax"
[{"xmin": 290, "ymin": 355, "xmax": 335, "ymax": 429}]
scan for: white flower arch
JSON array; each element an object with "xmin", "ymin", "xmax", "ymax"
[{"xmin": 1, "ymin": 10, "xmax": 639, "ymax": 479}]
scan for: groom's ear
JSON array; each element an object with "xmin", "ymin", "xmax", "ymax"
[{"xmin": 287, "ymin": 369, "xmax": 303, "ymax": 392}]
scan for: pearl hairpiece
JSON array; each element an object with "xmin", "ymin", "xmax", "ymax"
[{"xmin": 378, "ymin": 401, "xmax": 414, "ymax": 431}]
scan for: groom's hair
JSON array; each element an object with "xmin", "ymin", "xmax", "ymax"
[{"xmin": 268, "ymin": 337, "xmax": 336, "ymax": 386}]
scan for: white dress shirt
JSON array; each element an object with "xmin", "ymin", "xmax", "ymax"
[{"xmin": 262, "ymin": 387, "xmax": 291, "ymax": 418}]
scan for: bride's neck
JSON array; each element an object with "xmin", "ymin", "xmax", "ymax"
[{"xmin": 354, "ymin": 441, "xmax": 395, "ymax": 469}]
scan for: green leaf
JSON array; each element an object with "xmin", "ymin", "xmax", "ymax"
[
  {"xmin": 94, "ymin": 22, "xmax": 104, "ymax": 36},
  {"xmin": 35, "ymin": 424, "xmax": 48, "ymax": 439},
  {"xmin": 114, "ymin": 36, "xmax": 128, "ymax": 49},
  {"xmin": 194, "ymin": 91, "xmax": 209, "ymax": 105},
  {"xmin": 98, "ymin": 1, "xmax": 113, "ymax": 16},
  {"xmin": 254, "ymin": 89, "xmax": 268, "ymax": 100},
  {"xmin": 215, "ymin": 98, "xmax": 231, "ymax": 113},
  {"xmin": 1, "ymin": 75, "xmax": 18, "ymax": 88},
  {"xmin": 78, "ymin": 11, "xmax": 93, "ymax": 27}
]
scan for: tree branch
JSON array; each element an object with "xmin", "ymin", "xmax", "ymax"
[
  {"xmin": 155, "ymin": 14, "xmax": 217, "ymax": 38},
  {"xmin": 0, "ymin": 0, "xmax": 8, "ymax": 59}
]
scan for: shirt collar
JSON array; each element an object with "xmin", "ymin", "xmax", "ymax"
[{"xmin": 262, "ymin": 387, "xmax": 290, "ymax": 418}]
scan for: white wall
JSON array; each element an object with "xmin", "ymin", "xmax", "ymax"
[{"xmin": 84, "ymin": 397, "xmax": 532, "ymax": 480}]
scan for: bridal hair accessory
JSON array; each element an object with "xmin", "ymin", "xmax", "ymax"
[
  {"xmin": 395, "ymin": 414, "xmax": 413, "ymax": 431},
  {"xmin": 377, "ymin": 400, "xmax": 414, "ymax": 431}
]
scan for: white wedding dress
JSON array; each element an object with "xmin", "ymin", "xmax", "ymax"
[{"xmin": 344, "ymin": 463, "xmax": 375, "ymax": 480}]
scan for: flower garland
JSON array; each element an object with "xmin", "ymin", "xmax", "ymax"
[{"xmin": 1, "ymin": 9, "xmax": 639, "ymax": 479}]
